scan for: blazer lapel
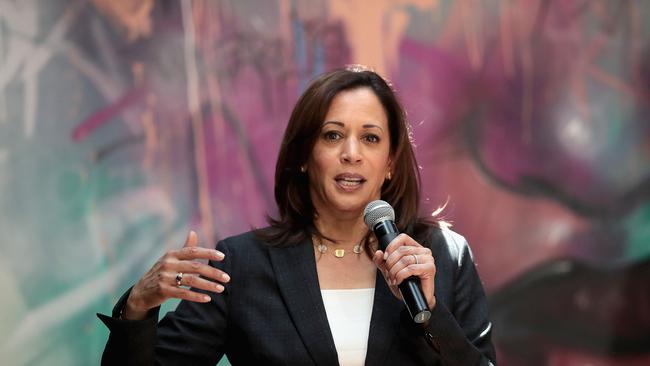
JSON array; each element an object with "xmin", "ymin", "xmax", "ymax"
[
  {"xmin": 364, "ymin": 271, "xmax": 402, "ymax": 366},
  {"xmin": 268, "ymin": 240, "xmax": 339, "ymax": 366}
]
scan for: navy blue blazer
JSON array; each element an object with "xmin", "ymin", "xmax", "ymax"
[{"xmin": 99, "ymin": 227, "xmax": 496, "ymax": 365}]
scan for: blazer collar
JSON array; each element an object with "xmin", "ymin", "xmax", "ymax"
[
  {"xmin": 268, "ymin": 239, "xmax": 402, "ymax": 366},
  {"xmin": 268, "ymin": 239, "xmax": 339, "ymax": 366},
  {"xmin": 365, "ymin": 271, "xmax": 402, "ymax": 366}
]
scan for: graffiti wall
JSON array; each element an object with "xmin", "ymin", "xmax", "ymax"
[{"xmin": 0, "ymin": 0, "xmax": 648, "ymax": 365}]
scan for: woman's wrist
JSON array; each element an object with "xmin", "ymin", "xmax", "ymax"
[{"xmin": 122, "ymin": 295, "xmax": 150, "ymax": 320}]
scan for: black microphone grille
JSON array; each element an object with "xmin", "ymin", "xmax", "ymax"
[{"xmin": 363, "ymin": 200, "xmax": 395, "ymax": 228}]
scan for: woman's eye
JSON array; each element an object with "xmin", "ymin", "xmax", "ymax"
[
  {"xmin": 323, "ymin": 131, "xmax": 342, "ymax": 141},
  {"xmin": 364, "ymin": 134, "xmax": 380, "ymax": 143}
]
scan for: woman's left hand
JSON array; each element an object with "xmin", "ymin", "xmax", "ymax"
[{"xmin": 373, "ymin": 233, "xmax": 436, "ymax": 309}]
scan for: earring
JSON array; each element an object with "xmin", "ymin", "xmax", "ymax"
[
  {"xmin": 300, "ymin": 165, "xmax": 307, "ymax": 173},
  {"xmin": 386, "ymin": 171, "xmax": 392, "ymax": 180}
]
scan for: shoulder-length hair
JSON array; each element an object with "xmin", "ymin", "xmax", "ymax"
[{"xmin": 258, "ymin": 66, "xmax": 435, "ymax": 249}]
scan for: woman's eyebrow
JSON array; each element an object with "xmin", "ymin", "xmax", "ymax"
[
  {"xmin": 362, "ymin": 123, "xmax": 384, "ymax": 132},
  {"xmin": 322, "ymin": 121, "xmax": 344, "ymax": 127},
  {"xmin": 322, "ymin": 121, "xmax": 384, "ymax": 132}
]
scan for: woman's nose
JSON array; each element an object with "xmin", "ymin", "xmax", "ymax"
[{"xmin": 340, "ymin": 138, "xmax": 362, "ymax": 164}]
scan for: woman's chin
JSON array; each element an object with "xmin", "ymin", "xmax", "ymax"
[
  {"xmin": 323, "ymin": 199, "xmax": 369, "ymax": 217},
  {"xmin": 314, "ymin": 188, "xmax": 381, "ymax": 219}
]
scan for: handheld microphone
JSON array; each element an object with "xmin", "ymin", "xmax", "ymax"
[{"xmin": 364, "ymin": 200, "xmax": 431, "ymax": 323}]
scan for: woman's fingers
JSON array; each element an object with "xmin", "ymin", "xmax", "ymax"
[
  {"xmin": 380, "ymin": 234, "xmax": 432, "ymax": 281},
  {"xmin": 126, "ymin": 230, "xmax": 229, "ymax": 316},
  {"xmin": 162, "ymin": 231, "xmax": 228, "ymax": 300},
  {"xmin": 392, "ymin": 261, "xmax": 436, "ymax": 285},
  {"xmin": 385, "ymin": 245, "xmax": 423, "ymax": 268},
  {"xmin": 185, "ymin": 230, "xmax": 199, "ymax": 247},
  {"xmin": 163, "ymin": 230, "xmax": 225, "ymax": 262},
  {"xmin": 172, "ymin": 246, "xmax": 225, "ymax": 261},
  {"xmin": 373, "ymin": 233, "xmax": 437, "ymax": 309},
  {"xmin": 386, "ymin": 249, "xmax": 434, "ymax": 282},
  {"xmin": 383, "ymin": 234, "xmax": 420, "ymax": 263},
  {"xmin": 373, "ymin": 250, "xmax": 388, "ymax": 277},
  {"xmin": 173, "ymin": 273, "xmax": 225, "ymax": 294},
  {"xmin": 158, "ymin": 270, "xmax": 226, "ymax": 304},
  {"xmin": 172, "ymin": 260, "xmax": 230, "ymax": 283},
  {"xmin": 161, "ymin": 283, "xmax": 213, "ymax": 303}
]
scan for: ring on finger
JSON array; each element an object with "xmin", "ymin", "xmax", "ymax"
[
  {"xmin": 175, "ymin": 272, "xmax": 184, "ymax": 286},
  {"xmin": 411, "ymin": 254, "xmax": 419, "ymax": 265}
]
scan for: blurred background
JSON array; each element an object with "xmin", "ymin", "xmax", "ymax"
[{"xmin": 1, "ymin": 0, "xmax": 649, "ymax": 365}]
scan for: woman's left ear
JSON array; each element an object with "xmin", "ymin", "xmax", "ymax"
[{"xmin": 385, "ymin": 159, "xmax": 393, "ymax": 180}]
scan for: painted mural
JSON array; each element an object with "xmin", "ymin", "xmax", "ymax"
[{"xmin": 0, "ymin": 0, "xmax": 648, "ymax": 365}]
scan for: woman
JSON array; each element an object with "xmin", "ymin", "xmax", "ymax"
[{"xmin": 99, "ymin": 66, "xmax": 496, "ymax": 365}]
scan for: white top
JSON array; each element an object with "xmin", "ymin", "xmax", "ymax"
[{"xmin": 320, "ymin": 288, "xmax": 375, "ymax": 366}]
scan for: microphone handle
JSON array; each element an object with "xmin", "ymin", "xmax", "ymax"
[{"xmin": 374, "ymin": 221, "xmax": 432, "ymax": 324}]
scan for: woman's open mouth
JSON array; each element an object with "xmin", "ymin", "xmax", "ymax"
[{"xmin": 335, "ymin": 173, "xmax": 366, "ymax": 191}]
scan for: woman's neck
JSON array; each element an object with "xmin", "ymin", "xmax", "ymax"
[{"xmin": 314, "ymin": 212, "xmax": 368, "ymax": 246}]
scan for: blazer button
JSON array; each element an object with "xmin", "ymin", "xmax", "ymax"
[{"xmin": 424, "ymin": 331, "xmax": 439, "ymax": 351}]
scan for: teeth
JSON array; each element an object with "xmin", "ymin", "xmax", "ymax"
[
  {"xmin": 337, "ymin": 178, "xmax": 362, "ymax": 186},
  {"xmin": 340, "ymin": 180, "xmax": 360, "ymax": 186}
]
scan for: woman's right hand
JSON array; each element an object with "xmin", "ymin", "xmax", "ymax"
[{"xmin": 123, "ymin": 230, "xmax": 229, "ymax": 320}]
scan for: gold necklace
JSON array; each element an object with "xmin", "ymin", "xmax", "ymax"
[{"xmin": 316, "ymin": 237, "xmax": 362, "ymax": 258}]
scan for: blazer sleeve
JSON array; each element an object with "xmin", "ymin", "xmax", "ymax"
[
  {"xmin": 97, "ymin": 287, "xmax": 159, "ymax": 366},
  {"xmin": 422, "ymin": 230, "xmax": 497, "ymax": 365},
  {"xmin": 97, "ymin": 239, "xmax": 233, "ymax": 366}
]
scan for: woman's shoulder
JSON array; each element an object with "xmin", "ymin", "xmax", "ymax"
[
  {"xmin": 218, "ymin": 226, "xmax": 308, "ymax": 250},
  {"xmin": 426, "ymin": 225, "xmax": 474, "ymax": 268},
  {"xmin": 217, "ymin": 228, "xmax": 270, "ymax": 251}
]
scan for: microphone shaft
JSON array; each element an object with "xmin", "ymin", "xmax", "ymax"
[{"xmin": 373, "ymin": 221, "xmax": 431, "ymax": 323}]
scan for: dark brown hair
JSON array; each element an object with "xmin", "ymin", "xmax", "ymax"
[{"xmin": 258, "ymin": 66, "xmax": 435, "ymax": 249}]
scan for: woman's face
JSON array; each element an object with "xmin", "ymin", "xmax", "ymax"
[{"xmin": 307, "ymin": 87, "xmax": 392, "ymax": 220}]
